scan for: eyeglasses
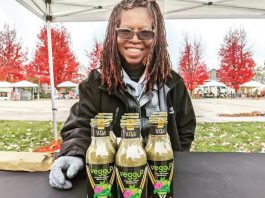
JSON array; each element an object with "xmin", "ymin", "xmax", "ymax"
[{"xmin": 116, "ymin": 28, "xmax": 155, "ymax": 40}]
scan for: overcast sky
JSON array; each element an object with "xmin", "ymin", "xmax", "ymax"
[{"xmin": 1, "ymin": 0, "xmax": 265, "ymax": 70}]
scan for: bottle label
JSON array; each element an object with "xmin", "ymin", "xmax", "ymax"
[
  {"xmin": 148, "ymin": 159, "xmax": 174, "ymax": 198},
  {"xmin": 121, "ymin": 128, "xmax": 140, "ymax": 139},
  {"xmin": 149, "ymin": 126, "xmax": 167, "ymax": 135},
  {"xmin": 92, "ymin": 127, "xmax": 110, "ymax": 137},
  {"xmin": 116, "ymin": 164, "xmax": 148, "ymax": 198},
  {"xmin": 86, "ymin": 163, "xmax": 115, "ymax": 197}
]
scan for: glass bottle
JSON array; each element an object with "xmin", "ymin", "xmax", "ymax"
[
  {"xmin": 97, "ymin": 113, "xmax": 118, "ymax": 150},
  {"xmin": 118, "ymin": 114, "xmax": 144, "ymax": 148},
  {"xmin": 147, "ymin": 112, "xmax": 171, "ymax": 146},
  {"xmin": 145, "ymin": 116, "xmax": 174, "ymax": 198},
  {"xmin": 86, "ymin": 118, "xmax": 116, "ymax": 198},
  {"xmin": 116, "ymin": 118, "xmax": 148, "ymax": 198}
]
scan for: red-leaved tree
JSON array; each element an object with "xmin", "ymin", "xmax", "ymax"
[
  {"xmin": 178, "ymin": 35, "xmax": 209, "ymax": 91},
  {"xmin": 0, "ymin": 24, "xmax": 27, "ymax": 82},
  {"xmin": 217, "ymin": 28, "xmax": 255, "ymax": 90},
  {"xmin": 86, "ymin": 40, "xmax": 103, "ymax": 74},
  {"xmin": 27, "ymin": 25, "xmax": 79, "ymax": 86}
]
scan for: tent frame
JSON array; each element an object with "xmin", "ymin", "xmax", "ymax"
[{"xmin": 46, "ymin": 1, "xmax": 58, "ymax": 141}]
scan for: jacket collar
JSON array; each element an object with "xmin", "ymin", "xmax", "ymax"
[{"xmin": 98, "ymin": 69, "xmax": 182, "ymax": 94}]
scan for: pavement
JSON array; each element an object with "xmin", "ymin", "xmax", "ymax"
[
  {"xmin": 0, "ymin": 98, "xmax": 265, "ymax": 123},
  {"xmin": 193, "ymin": 98, "xmax": 265, "ymax": 122}
]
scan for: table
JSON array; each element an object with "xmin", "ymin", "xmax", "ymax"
[{"xmin": 1, "ymin": 152, "xmax": 265, "ymax": 198}]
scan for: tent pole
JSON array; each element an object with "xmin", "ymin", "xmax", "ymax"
[{"xmin": 46, "ymin": 2, "xmax": 58, "ymax": 141}]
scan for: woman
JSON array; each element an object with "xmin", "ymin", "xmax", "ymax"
[{"xmin": 49, "ymin": 0, "xmax": 196, "ymax": 190}]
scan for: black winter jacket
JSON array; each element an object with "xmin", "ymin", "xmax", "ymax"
[{"xmin": 59, "ymin": 70, "xmax": 196, "ymax": 160}]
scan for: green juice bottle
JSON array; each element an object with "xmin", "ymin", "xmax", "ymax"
[
  {"xmin": 118, "ymin": 114, "xmax": 144, "ymax": 149},
  {"xmin": 146, "ymin": 112, "xmax": 171, "ymax": 146},
  {"xmin": 145, "ymin": 116, "xmax": 174, "ymax": 198},
  {"xmin": 97, "ymin": 113, "xmax": 118, "ymax": 150},
  {"xmin": 86, "ymin": 118, "xmax": 116, "ymax": 198},
  {"xmin": 116, "ymin": 117, "xmax": 148, "ymax": 198}
]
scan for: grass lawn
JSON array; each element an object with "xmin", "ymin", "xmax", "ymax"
[
  {"xmin": 191, "ymin": 122, "xmax": 265, "ymax": 152},
  {"xmin": 0, "ymin": 120, "xmax": 264, "ymax": 152},
  {"xmin": 0, "ymin": 120, "xmax": 64, "ymax": 152}
]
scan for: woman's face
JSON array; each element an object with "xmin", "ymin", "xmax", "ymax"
[{"xmin": 117, "ymin": 7, "xmax": 154, "ymax": 69}]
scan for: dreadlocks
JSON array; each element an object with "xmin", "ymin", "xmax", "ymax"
[{"xmin": 101, "ymin": 0, "xmax": 172, "ymax": 92}]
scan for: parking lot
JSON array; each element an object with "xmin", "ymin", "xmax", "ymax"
[{"xmin": 0, "ymin": 98, "xmax": 265, "ymax": 122}]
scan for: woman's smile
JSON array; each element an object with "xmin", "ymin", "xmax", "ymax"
[
  {"xmin": 117, "ymin": 7, "xmax": 154, "ymax": 69},
  {"xmin": 126, "ymin": 47, "xmax": 143, "ymax": 53}
]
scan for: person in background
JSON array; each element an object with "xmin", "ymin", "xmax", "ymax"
[
  {"xmin": 49, "ymin": 0, "xmax": 196, "ymax": 190},
  {"xmin": 68, "ymin": 90, "xmax": 74, "ymax": 99}
]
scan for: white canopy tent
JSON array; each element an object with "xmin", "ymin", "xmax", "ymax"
[
  {"xmin": 12, "ymin": 80, "xmax": 38, "ymax": 88},
  {"xmin": 0, "ymin": 82, "xmax": 13, "ymax": 100},
  {"xmin": 200, "ymin": 80, "xmax": 227, "ymax": 98},
  {"xmin": 12, "ymin": 80, "xmax": 38, "ymax": 101},
  {"xmin": 15, "ymin": 0, "xmax": 265, "ymax": 21},
  {"xmin": 201, "ymin": 80, "xmax": 227, "ymax": 87},
  {"xmin": 0, "ymin": 81, "xmax": 13, "ymax": 88},
  {"xmin": 57, "ymin": 81, "xmax": 78, "ymax": 88},
  {"xmin": 14, "ymin": 0, "xmax": 265, "ymax": 140},
  {"xmin": 240, "ymin": 80, "xmax": 265, "ymax": 88},
  {"xmin": 240, "ymin": 80, "xmax": 265, "ymax": 97}
]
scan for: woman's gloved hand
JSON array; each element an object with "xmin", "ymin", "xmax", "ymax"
[{"xmin": 49, "ymin": 156, "xmax": 84, "ymax": 189}]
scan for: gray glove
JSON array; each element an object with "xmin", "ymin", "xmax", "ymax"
[{"xmin": 49, "ymin": 156, "xmax": 84, "ymax": 189}]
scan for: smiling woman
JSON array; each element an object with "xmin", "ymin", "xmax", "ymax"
[
  {"xmin": 117, "ymin": 7, "xmax": 154, "ymax": 70},
  {"xmin": 49, "ymin": 0, "xmax": 196, "ymax": 192},
  {"xmin": 100, "ymin": 0, "xmax": 173, "ymax": 91}
]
